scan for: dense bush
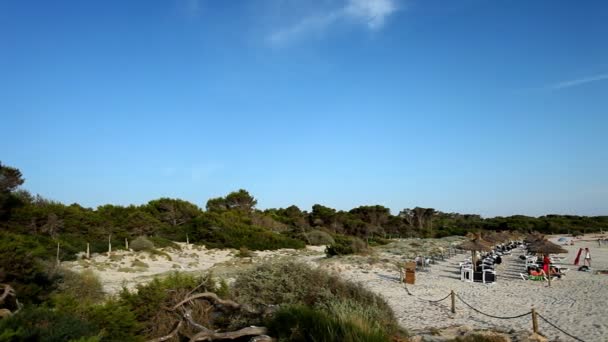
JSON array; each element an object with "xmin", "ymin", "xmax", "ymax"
[
  {"xmin": 268, "ymin": 304, "xmax": 390, "ymax": 342},
  {"xmin": 325, "ymin": 235, "xmax": 368, "ymax": 256},
  {"xmin": 118, "ymin": 272, "xmax": 227, "ymax": 339},
  {"xmin": 87, "ymin": 300, "xmax": 140, "ymax": 342},
  {"xmin": 233, "ymin": 261, "xmax": 396, "ymax": 326},
  {"xmin": 304, "ymin": 229, "xmax": 335, "ymax": 245},
  {"xmin": 0, "ymin": 232, "xmax": 58, "ymax": 303},
  {"xmin": 234, "ymin": 261, "xmax": 401, "ymax": 340},
  {"xmin": 147, "ymin": 236, "xmax": 181, "ymax": 250},
  {"xmin": 187, "ymin": 212, "xmax": 305, "ymax": 250},
  {"xmin": 129, "ymin": 236, "xmax": 154, "ymax": 251},
  {"xmin": 0, "ymin": 306, "xmax": 99, "ymax": 342}
]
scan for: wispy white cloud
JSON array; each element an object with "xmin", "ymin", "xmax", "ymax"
[
  {"xmin": 549, "ymin": 73, "xmax": 608, "ymax": 90},
  {"xmin": 268, "ymin": 0, "xmax": 399, "ymax": 45}
]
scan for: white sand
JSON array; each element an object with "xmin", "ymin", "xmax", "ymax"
[{"xmin": 63, "ymin": 244, "xmax": 326, "ymax": 294}]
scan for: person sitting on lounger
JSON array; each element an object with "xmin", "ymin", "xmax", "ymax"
[{"xmin": 529, "ymin": 267, "xmax": 547, "ymax": 277}]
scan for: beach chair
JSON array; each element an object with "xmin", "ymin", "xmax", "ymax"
[
  {"xmin": 461, "ymin": 267, "xmax": 473, "ymax": 282},
  {"xmin": 482, "ymin": 270, "xmax": 496, "ymax": 283}
]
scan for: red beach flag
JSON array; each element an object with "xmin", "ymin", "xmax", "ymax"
[{"xmin": 574, "ymin": 248, "xmax": 582, "ymax": 266}]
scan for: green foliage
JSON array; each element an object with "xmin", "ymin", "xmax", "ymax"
[
  {"xmin": 304, "ymin": 229, "xmax": 335, "ymax": 245},
  {"xmin": 325, "ymin": 235, "xmax": 368, "ymax": 256},
  {"xmin": 206, "ymin": 189, "xmax": 257, "ymax": 213},
  {"xmin": 0, "ymin": 231, "xmax": 57, "ymax": 303},
  {"xmin": 118, "ymin": 272, "xmax": 225, "ymax": 337},
  {"xmin": 145, "ymin": 198, "xmax": 200, "ymax": 227},
  {"xmin": 447, "ymin": 334, "xmax": 509, "ymax": 342},
  {"xmin": 236, "ymin": 246, "xmax": 254, "ymax": 258},
  {"xmin": 187, "ymin": 211, "xmax": 305, "ymax": 250},
  {"xmin": 0, "ymin": 306, "xmax": 98, "ymax": 342},
  {"xmin": 129, "ymin": 236, "xmax": 154, "ymax": 251},
  {"xmin": 147, "ymin": 236, "xmax": 181, "ymax": 250},
  {"xmin": 52, "ymin": 269, "xmax": 105, "ymax": 310},
  {"xmin": 268, "ymin": 304, "xmax": 391, "ymax": 342},
  {"xmin": 232, "ymin": 261, "xmax": 395, "ymax": 324},
  {"xmin": 87, "ymin": 300, "xmax": 140, "ymax": 342}
]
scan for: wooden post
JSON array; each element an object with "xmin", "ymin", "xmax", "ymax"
[
  {"xmin": 186, "ymin": 233, "xmax": 189, "ymax": 246},
  {"xmin": 56, "ymin": 242, "xmax": 60, "ymax": 265},
  {"xmin": 86, "ymin": 243, "xmax": 90, "ymax": 259},
  {"xmin": 531, "ymin": 307, "xmax": 539, "ymax": 334},
  {"xmin": 125, "ymin": 238, "xmax": 129, "ymax": 250},
  {"xmin": 108, "ymin": 235, "xmax": 112, "ymax": 254},
  {"xmin": 450, "ymin": 290, "xmax": 456, "ymax": 314}
]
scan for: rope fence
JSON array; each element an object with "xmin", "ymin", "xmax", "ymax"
[
  {"xmin": 403, "ymin": 286, "xmax": 586, "ymax": 342},
  {"xmin": 537, "ymin": 313, "xmax": 586, "ymax": 342},
  {"xmin": 455, "ymin": 294, "xmax": 531, "ymax": 320}
]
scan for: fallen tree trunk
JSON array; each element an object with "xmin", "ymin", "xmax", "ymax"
[
  {"xmin": 172, "ymin": 292, "xmax": 241, "ymax": 311},
  {"xmin": 189, "ymin": 326, "xmax": 268, "ymax": 342}
]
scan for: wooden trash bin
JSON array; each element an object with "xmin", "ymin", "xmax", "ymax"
[{"xmin": 404, "ymin": 262, "xmax": 416, "ymax": 284}]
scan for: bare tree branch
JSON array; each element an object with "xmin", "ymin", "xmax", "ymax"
[{"xmin": 147, "ymin": 320, "xmax": 183, "ymax": 342}]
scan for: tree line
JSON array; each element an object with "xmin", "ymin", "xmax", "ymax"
[{"xmin": 2, "ymin": 161, "xmax": 607, "ymax": 256}]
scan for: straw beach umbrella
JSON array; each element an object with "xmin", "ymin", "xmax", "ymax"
[
  {"xmin": 482, "ymin": 231, "xmax": 504, "ymax": 245},
  {"xmin": 524, "ymin": 232, "xmax": 545, "ymax": 244},
  {"xmin": 527, "ymin": 239, "xmax": 567, "ymax": 287},
  {"xmin": 459, "ymin": 234, "xmax": 494, "ymax": 270}
]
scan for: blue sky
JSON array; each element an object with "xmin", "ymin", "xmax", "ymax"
[{"xmin": 1, "ymin": 0, "xmax": 607, "ymax": 217}]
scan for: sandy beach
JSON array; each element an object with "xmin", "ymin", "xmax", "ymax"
[
  {"xmin": 64, "ymin": 235, "xmax": 608, "ymax": 341},
  {"xmin": 332, "ymin": 235, "xmax": 608, "ymax": 341}
]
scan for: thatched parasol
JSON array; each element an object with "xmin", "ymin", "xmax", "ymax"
[
  {"xmin": 482, "ymin": 231, "xmax": 505, "ymax": 245},
  {"xmin": 527, "ymin": 239, "xmax": 567, "ymax": 254},
  {"xmin": 459, "ymin": 234, "xmax": 494, "ymax": 269},
  {"xmin": 527, "ymin": 239, "xmax": 567, "ymax": 286},
  {"xmin": 524, "ymin": 232, "xmax": 545, "ymax": 244}
]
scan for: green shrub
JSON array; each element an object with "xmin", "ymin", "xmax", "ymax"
[
  {"xmin": 232, "ymin": 261, "xmax": 396, "ymax": 330},
  {"xmin": 304, "ymin": 230, "xmax": 335, "ymax": 245},
  {"xmin": 51, "ymin": 269, "xmax": 105, "ymax": 317},
  {"xmin": 325, "ymin": 235, "xmax": 368, "ymax": 256},
  {"xmin": 129, "ymin": 236, "xmax": 154, "ymax": 251},
  {"xmin": 0, "ymin": 232, "xmax": 58, "ymax": 303},
  {"xmin": 367, "ymin": 236, "xmax": 390, "ymax": 247},
  {"xmin": 131, "ymin": 259, "xmax": 149, "ymax": 268},
  {"xmin": 448, "ymin": 334, "xmax": 509, "ymax": 342},
  {"xmin": 187, "ymin": 212, "xmax": 306, "ymax": 250},
  {"xmin": 147, "ymin": 248, "xmax": 172, "ymax": 261},
  {"xmin": 0, "ymin": 306, "xmax": 98, "ymax": 342},
  {"xmin": 268, "ymin": 305, "xmax": 390, "ymax": 342},
  {"xmin": 118, "ymin": 272, "xmax": 226, "ymax": 338},
  {"xmin": 87, "ymin": 300, "xmax": 140, "ymax": 342},
  {"xmin": 147, "ymin": 236, "xmax": 181, "ymax": 250},
  {"xmin": 236, "ymin": 246, "xmax": 254, "ymax": 258},
  {"xmin": 61, "ymin": 269, "xmax": 104, "ymax": 300}
]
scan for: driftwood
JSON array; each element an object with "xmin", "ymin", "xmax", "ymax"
[
  {"xmin": 148, "ymin": 320, "xmax": 183, "ymax": 342},
  {"xmin": 189, "ymin": 326, "xmax": 268, "ymax": 342},
  {"xmin": 0, "ymin": 284, "xmax": 15, "ymax": 305},
  {"xmin": 146, "ymin": 291, "xmax": 271, "ymax": 342},
  {"xmin": 0, "ymin": 284, "xmax": 21, "ymax": 319},
  {"xmin": 172, "ymin": 292, "xmax": 242, "ymax": 312}
]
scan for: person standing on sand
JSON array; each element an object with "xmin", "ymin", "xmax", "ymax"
[{"xmin": 584, "ymin": 248, "xmax": 592, "ymax": 267}]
